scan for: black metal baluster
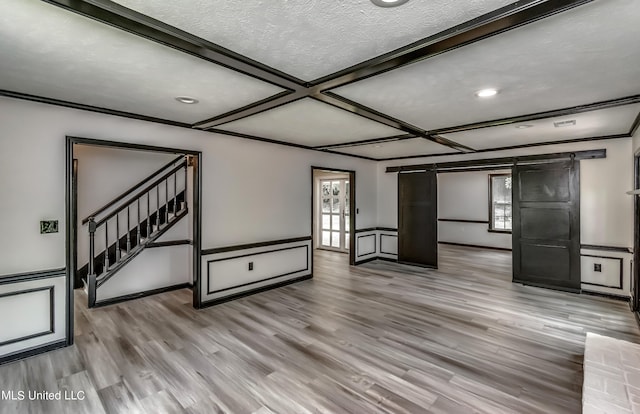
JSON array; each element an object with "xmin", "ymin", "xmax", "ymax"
[
  {"xmin": 88, "ymin": 217, "xmax": 96, "ymax": 277},
  {"xmin": 183, "ymin": 163, "xmax": 188, "ymax": 210},
  {"xmin": 104, "ymin": 219, "xmax": 110, "ymax": 270},
  {"xmin": 137, "ymin": 197, "xmax": 142, "ymax": 245},
  {"xmin": 156, "ymin": 184, "xmax": 161, "ymax": 229},
  {"xmin": 87, "ymin": 217, "xmax": 97, "ymax": 307},
  {"xmin": 146, "ymin": 191, "xmax": 151, "ymax": 239},
  {"xmin": 126, "ymin": 206, "xmax": 131, "ymax": 254},
  {"xmin": 174, "ymin": 171, "xmax": 178, "ymax": 214},
  {"xmin": 115, "ymin": 213, "xmax": 121, "ymax": 261},
  {"xmin": 165, "ymin": 178, "xmax": 169, "ymax": 223}
]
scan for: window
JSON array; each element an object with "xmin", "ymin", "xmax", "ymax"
[{"xmin": 490, "ymin": 174, "xmax": 512, "ymax": 232}]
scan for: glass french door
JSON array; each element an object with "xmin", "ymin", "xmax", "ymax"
[{"xmin": 320, "ymin": 179, "xmax": 350, "ymax": 252}]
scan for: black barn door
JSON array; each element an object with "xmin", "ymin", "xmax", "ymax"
[
  {"xmin": 398, "ymin": 171, "xmax": 438, "ymax": 268},
  {"xmin": 512, "ymin": 160, "xmax": 580, "ymax": 292}
]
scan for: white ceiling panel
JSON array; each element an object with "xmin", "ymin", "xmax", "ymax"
[
  {"xmin": 112, "ymin": 0, "xmax": 516, "ymax": 81},
  {"xmin": 0, "ymin": 0, "xmax": 283, "ymax": 124},
  {"xmin": 333, "ymin": 138, "xmax": 458, "ymax": 159},
  {"xmin": 215, "ymin": 99, "xmax": 402, "ymax": 147},
  {"xmin": 335, "ymin": 0, "xmax": 640, "ymax": 131},
  {"xmin": 441, "ymin": 104, "xmax": 640, "ymax": 150}
]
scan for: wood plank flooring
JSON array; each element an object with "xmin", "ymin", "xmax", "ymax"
[{"xmin": 1, "ymin": 245, "xmax": 639, "ymax": 413}]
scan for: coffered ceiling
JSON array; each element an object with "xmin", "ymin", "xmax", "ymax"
[
  {"xmin": 334, "ymin": 0, "xmax": 640, "ymax": 131},
  {"xmin": 0, "ymin": 0, "xmax": 638, "ymax": 160},
  {"xmin": 212, "ymin": 98, "xmax": 402, "ymax": 147},
  {"xmin": 331, "ymin": 138, "xmax": 459, "ymax": 160},
  {"xmin": 111, "ymin": 0, "xmax": 516, "ymax": 81},
  {"xmin": 440, "ymin": 103, "xmax": 640, "ymax": 151},
  {"xmin": 0, "ymin": 0, "xmax": 283, "ymax": 124}
]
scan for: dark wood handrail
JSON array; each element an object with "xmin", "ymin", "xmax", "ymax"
[
  {"xmin": 94, "ymin": 161, "xmax": 187, "ymax": 228},
  {"xmin": 82, "ymin": 155, "xmax": 184, "ymax": 224}
]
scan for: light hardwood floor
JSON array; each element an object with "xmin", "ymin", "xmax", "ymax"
[{"xmin": 1, "ymin": 245, "xmax": 639, "ymax": 413}]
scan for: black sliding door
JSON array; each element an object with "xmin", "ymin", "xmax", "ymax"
[
  {"xmin": 512, "ymin": 160, "xmax": 580, "ymax": 292},
  {"xmin": 398, "ymin": 171, "xmax": 438, "ymax": 268}
]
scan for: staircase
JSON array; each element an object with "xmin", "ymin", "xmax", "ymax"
[{"xmin": 78, "ymin": 155, "xmax": 189, "ymax": 307}]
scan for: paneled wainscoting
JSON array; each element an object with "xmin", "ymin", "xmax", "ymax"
[
  {"xmin": 0, "ymin": 245, "xmax": 638, "ymax": 413},
  {"xmin": 200, "ymin": 237, "xmax": 312, "ymax": 307},
  {"xmin": 0, "ymin": 269, "xmax": 68, "ymax": 364},
  {"xmin": 580, "ymin": 245, "xmax": 633, "ymax": 298},
  {"xmin": 354, "ymin": 227, "xmax": 398, "ymax": 264}
]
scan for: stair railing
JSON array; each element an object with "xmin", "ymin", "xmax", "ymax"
[
  {"xmin": 81, "ymin": 155, "xmax": 185, "ymax": 225},
  {"xmin": 84, "ymin": 156, "xmax": 188, "ymax": 306}
]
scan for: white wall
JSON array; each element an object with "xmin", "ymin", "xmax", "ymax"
[
  {"xmin": 0, "ymin": 108, "xmax": 65, "ymax": 275},
  {"xmin": 97, "ymin": 247, "xmax": 190, "ymax": 301},
  {"xmin": 579, "ymin": 140, "xmax": 633, "ymax": 248},
  {"xmin": 0, "ymin": 96, "xmax": 378, "ymax": 277},
  {"xmin": 438, "ymin": 170, "xmax": 512, "ymax": 249},
  {"xmin": 633, "ymin": 125, "xmax": 640, "ymax": 154},
  {"xmin": 75, "ymin": 144, "xmax": 176, "ymax": 224}
]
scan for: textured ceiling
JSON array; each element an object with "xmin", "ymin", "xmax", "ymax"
[
  {"xmin": 111, "ymin": 0, "xmax": 515, "ymax": 81},
  {"xmin": 215, "ymin": 99, "xmax": 402, "ymax": 147},
  {"xmin": 334, "ymin": 0, "xmax": 640, "ymax": 132},
  {"xmin": 333, "ymin": 138, "xmax": 458, "ymax": 160},
  {"xmin": 0, "ymin": 0, "xmax": 282, "ymax": 124},
  {"xmin": 440, "ymin": 104, "xmax": 640, "ymax": 150},
  {"xmin": 0, "ymin": 0, "xmax": 637, "ymax": 158}
]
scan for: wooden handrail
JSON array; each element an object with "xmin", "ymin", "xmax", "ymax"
[{"xmin": 81, "ymin": 155, "xmax": 184, "ymax": 224}]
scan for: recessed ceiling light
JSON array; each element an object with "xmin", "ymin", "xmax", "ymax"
[
  {"xmin": 374, "ymin": 145, "xmax": 383, "ymax": 148},
  {"xmin": 175, "ymin": 96, "xmax": 199, "ymax": 104},
  {"xmin": 554, "ymin": 120, "xmax": 576, "ymax": 128},
  {"xmin": 475, "ymin": 89, "xmax": 498, "ymax": 98},
  {"xmin": 370, "ymin": 0, "xmax": 410, "ymax": 7},
  {"xmin": 515, "ymin": 124, "xmax": 533, "ymax": 129}
]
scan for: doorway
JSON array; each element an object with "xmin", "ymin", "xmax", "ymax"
[
  {"xmin": 319, "ymin": 178, "xmax": 350, "ymax": 252},
  {"xmin": 312, "ymin": 167, "xmax": 356, "ymax": 265},
  {"xmin": 65, "ymin": 137, "xmax": 203, "ymax": 343}
]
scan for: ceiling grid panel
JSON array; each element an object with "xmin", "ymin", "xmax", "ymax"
[
  {"xmin": 0, "ymin": 0, "xmax": 284, "ymax": 124},
  {"xmin": 334, "ymin": 0, "xmax": 640, "ymax": 133}
]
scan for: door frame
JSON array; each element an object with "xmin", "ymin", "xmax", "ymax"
[
  {"xmin": 633, "ymin": 153, "xmax": 640, "ymax": 315},
  {"xmin": 311, "ymin": 167, "xmax": 356, "ymax": 266},
  {"xmin": 318, "ymin": 178, "xmax": 350, "ymax": 253},
  {"xmin": 65, "ymin": 136, "xmax": 202, "ymax": 346}
]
